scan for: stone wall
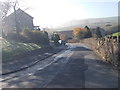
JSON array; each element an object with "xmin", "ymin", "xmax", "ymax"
[{"xmin": 83, "ymin": 37, "xmax": 119, "ymax": 67}]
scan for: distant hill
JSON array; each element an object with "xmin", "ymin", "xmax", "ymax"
[
  {"xmin": 53, "ymin": 16, "xmax": 118, "ymax": 32},
  {"xmin": 102, "ymin": 24, "xmax": 119, "ymax": 35}
]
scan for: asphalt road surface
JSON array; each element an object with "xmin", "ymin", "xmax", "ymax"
[{"xmin": 1, "ymin": 43, "xmax": 118, "ymax": 88}]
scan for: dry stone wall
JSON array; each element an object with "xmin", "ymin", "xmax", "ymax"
[{"xmin": 83, "ymin": 37, "xmax": 119, "ymax": 67}]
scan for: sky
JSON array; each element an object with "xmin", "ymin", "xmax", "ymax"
[{"xmin": 1, "ymin": 0, "xmax": 119, "ymax": 28}]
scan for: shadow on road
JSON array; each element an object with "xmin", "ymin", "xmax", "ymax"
[
  {"xmin": 2, "ymin": 57, "xmax": 118, "ymax": 88},
  {"xmin": 2, "ymin": 45, "xmax": 118, "ymax": 88},
  {"xmin": 71, "ymin": 47, "xmax": 92, "ymax": 51}
]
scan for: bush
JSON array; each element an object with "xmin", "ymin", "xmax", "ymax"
[
  {"xmin": 31, "ymin": 30, "xmax": 49, "ymax": 44},
  {"xmin": 5, "ymin": 32, "xmax": 18, "ymax": 40},
  {"xmin": 21, "ymin": 29, "xmax": 49, "ymax": 44},
  {"xmin": 93, "ymin": 27, "xmax": 102, "ymax": 38},
  {"xmin": 59, "ymin": 34, "xmax": 69, "ymax": 41},
  {"xmin": 73, "ymin": 27, "xmax": 88, "ymax": 40},
  {"xmin": 5, "ymin": 28, "xmax": 49, "ymax": 44},
  {"xmin": 51, "ymin": 33, "xmax": 60, "ymax": 46},
  {"xmin": 85, "ymin": 26, "xmax": 92, "ymax": 38}
]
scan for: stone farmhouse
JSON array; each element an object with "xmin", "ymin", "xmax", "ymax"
[{"xmin": 2, "ymin": 8, "xmax": 34, "ymax": 36}]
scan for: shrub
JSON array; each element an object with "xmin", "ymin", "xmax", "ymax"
[
  {"xmin": 93, "ymin": 27, "xmax": 102, "ymax": 38},
  {"xmin": 84, "ymin": 26, "xmax": 92, "ymax": 38},
  {"xmin": 20, "ymin": 29, "xmax": 49, "ymax": 44},
  {"xmin": 51, "ymin": 33, "xmax": 60, "ymax": 46},
  {"xmin": 5, "ymin": 32, "xmax": 18, "ymax": 40},
  {"xmin": 73, "ymin": 27, "xmax": 88, "ymax": 40},
  {"xmin": 30, "ymin": 30, "xmax": 49, "ymax": 44},
  {"xmin": 59, "ymin": 34, "xmax": 69, "ymax": 41},
  {"xmin": 5, "ymin": 28, "xmax": 49, "ymax": 44}
]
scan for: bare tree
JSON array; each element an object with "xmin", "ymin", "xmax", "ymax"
[
  {"xmin": 12, "ymin": 0, "xmax": 19, "ymax": 35},
  {"xmin": 0, "ymin": 2, "xmax": 2, "ymax": 37},
  {"xmin": 0, "ymin": 0, "xmax": 19, "ymax": 37},
  {"xmin": 1, "ymin": 2, "xmax": 12, "ymax": 19},
  {"xmin": 1, "ymin": 0, "xmax": 30, "ymax": 37},
  {"xmin": 0, "ymin": 1, "xmax": 12, "ymax": 37}
]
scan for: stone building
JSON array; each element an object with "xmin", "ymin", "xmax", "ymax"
[
  {"xmin": 2, "ymin": 8, "xmax": 34, "ymax": 36},
  {"xmin": 90, "ymin": 27, "xmax": 106, "ymax": 37}
]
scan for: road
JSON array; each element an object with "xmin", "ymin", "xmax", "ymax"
[{"xmin": 1, "ymin": 43, "xmax": 118, "ymax": 88}]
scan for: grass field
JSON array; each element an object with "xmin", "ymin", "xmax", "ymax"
[
  {"xmin": 1, "ymin": 38, "xmax": 49, "ymax": 62},
  {"xmin": 112, "ymin": 32, "xmax": 120, "ymax": 36}
]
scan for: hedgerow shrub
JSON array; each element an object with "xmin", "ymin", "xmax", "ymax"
[
  {"xmin": 5, "ymin": 28, "xmax": 49, "ymax": 44},
  {"xmin": 21, "ymin": 29, "xmax": 49, "ymax": 44},
  {"xmin": 51, "ymin": 33, "xmax": 60, "ymax": 46}
]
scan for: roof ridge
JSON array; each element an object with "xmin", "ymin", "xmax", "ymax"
[{"xmin": 4, "ymin": 8, "xmax": 33, "ymax": 20}]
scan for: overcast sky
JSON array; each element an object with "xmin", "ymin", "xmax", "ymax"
[{"xmin": 1, "ymin": 0, "xmax": 119, "ymax": 28}]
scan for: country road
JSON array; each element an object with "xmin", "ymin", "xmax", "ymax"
[{"xmin": 1, "ymin": 43, "xmax": 118, "ymax": 88}]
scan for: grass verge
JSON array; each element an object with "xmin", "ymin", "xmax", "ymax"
[
  {"xmin": 1, "ymin": 38, "xmax": 50, "ymax": 62},
  {"xmin": 112, "ymin": 32, "xmax": 120, "ymax": 36}
]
